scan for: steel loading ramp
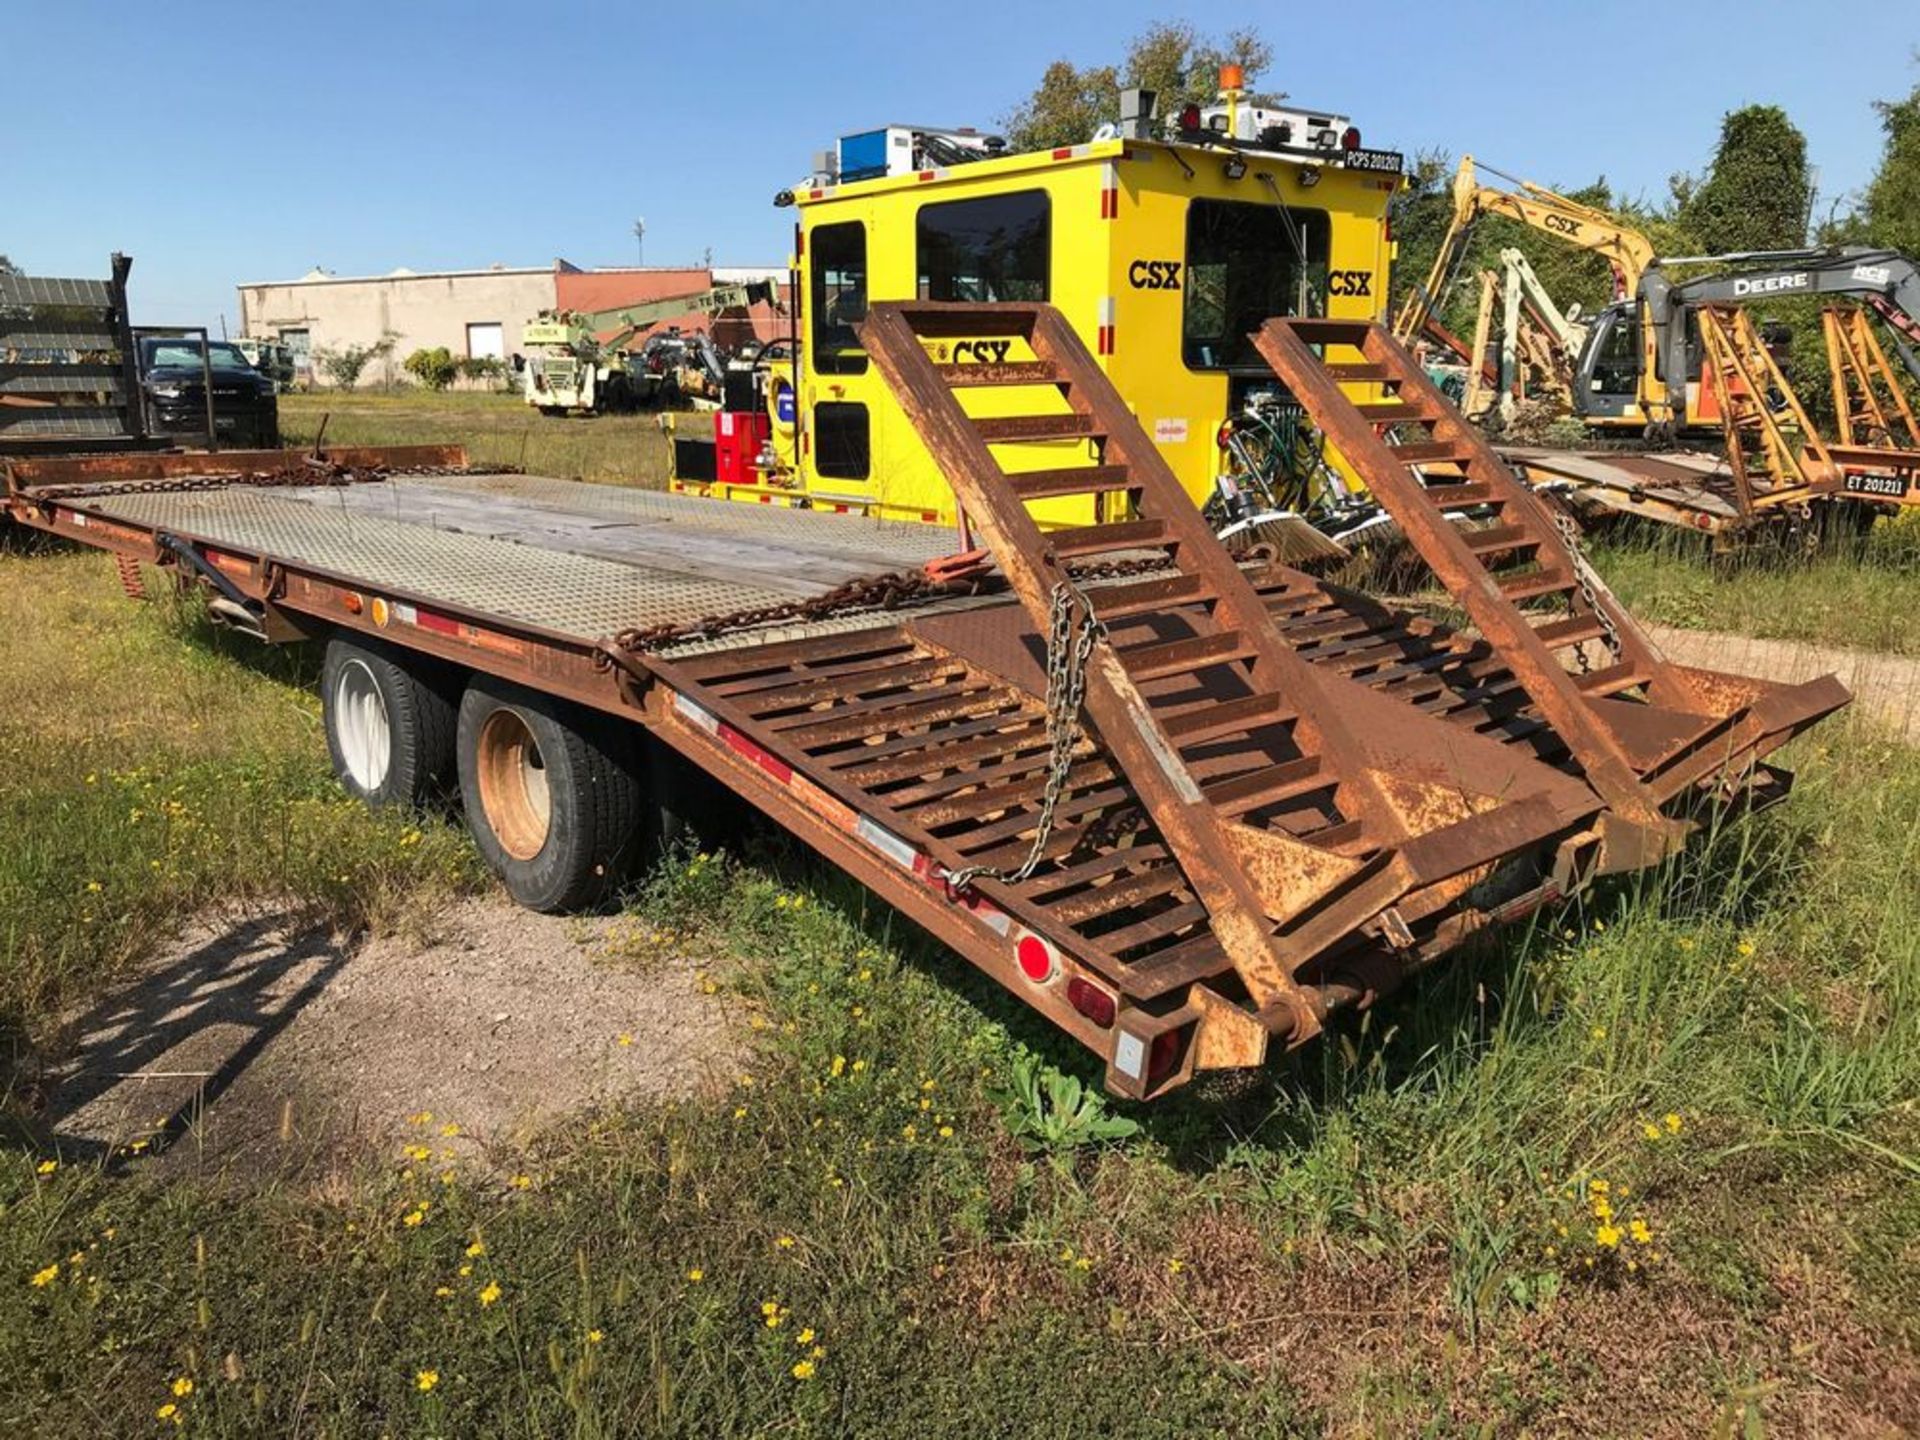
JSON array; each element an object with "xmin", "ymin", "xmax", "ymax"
[
  {"xmin": 858, "ymin": 300, "xmax": 1605, "ymax": 1074},
  {"xmin": 1250, "ymin": 316, "xmax": 1847, "ymax": 851}
]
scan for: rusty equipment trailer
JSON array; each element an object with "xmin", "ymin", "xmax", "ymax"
[
  {"xmin": 1500, "ymin": 303, "xmax": 1920, "ymax": 540},
  {"xmin": 1, "ymin": 308, "xmax": 1847, "ymax": 1099}
]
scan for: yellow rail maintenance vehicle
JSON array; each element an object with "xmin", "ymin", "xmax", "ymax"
[{"xmin": 668, "ymin": 70, "xmax": 1406, "ymax": 544}]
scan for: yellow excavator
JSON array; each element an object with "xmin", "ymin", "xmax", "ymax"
[{"xmin": 1394, "ymin": 155, "xmax": 1656, "ymax": 350}]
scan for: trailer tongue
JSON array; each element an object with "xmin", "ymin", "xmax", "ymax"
[{"xmin": 2, "ymin": 306, "xmax": 1847, "ymax": 1097}]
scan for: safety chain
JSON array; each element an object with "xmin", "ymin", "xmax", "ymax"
[
  {"xmin": 945, "ymin": 578, "xmax": 1107, "ymax": 893},
  {"xmin": 20, "ymin": 460, "xmax": 508, "ymax": 504},
  {"xmin": 1548, "ymin": 505, "xmax": 1623, "ymax": 670},
  {"xmin": 613, "ymin": 569, "xmax": 980, "ymax": 655},
  {"xmin": 618, "ymin": 553, "xmax": 1173, "ymax": 657}
]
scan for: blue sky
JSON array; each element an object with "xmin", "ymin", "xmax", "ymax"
[{"xmin": 4, "ymin": 1, "xmax": 1914, "ymax": 328}]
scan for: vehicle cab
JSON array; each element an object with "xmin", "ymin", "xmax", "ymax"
[
  {"xmin": 137, "ymin": 333, "xmax": 280, "ymax": 448},
  {"xmin": 670, "ymin": 74, "xmax": 1403, "ymax": 529}
]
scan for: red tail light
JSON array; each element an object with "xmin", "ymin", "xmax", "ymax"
[
  {"xmin": 1215, "ymin": 419, "xmax": 1234, "ymax": 450},
  {"xmin": 1066, "ymin": 977, "xmax": 1116, "ymax": 1027},
  {"xmin": 1147, "ymin": 1030, "xmax": 1182, "ymax": 1082},
  {"xmin": 1341, "ymin": 126, "xmax": 1361, "ymax": 151},
  {"xmin": 1177, "ymin": 103, "xmax": 1202, "ymax": 133}
]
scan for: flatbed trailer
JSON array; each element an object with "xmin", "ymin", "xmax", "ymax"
[{"xmin": 2, "ymin": 309, "xmax": 1849, "ymax": 1100}]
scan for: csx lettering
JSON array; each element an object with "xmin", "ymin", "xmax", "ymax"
[
  {"xmin": 1731, "ymin": 274, "xmax": 1809, "ymax": 296},
  {"xmin": 1127, "ymin": 260, "xmax": 1182, "ymax": 290},
  {"xmin": 951, "ymin": 339, "xmax": 1013, "ymax": 364},
  {"xmin": 1542, "ymin": 214, "xmax": 1581, "ymax": 236},
  {"xmin": 1327, "ymin": 270, "xmax": 1373, "ymax": 297}
]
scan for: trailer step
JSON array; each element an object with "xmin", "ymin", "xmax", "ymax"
[
  {"xmin": 973, "ymin": 413, "xmax": 1101, "ymax": 443},
  {"xmin": 1008, "ymin": 464, "xmax": 1136, "ymax": 500},
  {"xmin": 935, "ymin": 360, "xmax": 1064, "ymax": 388}
]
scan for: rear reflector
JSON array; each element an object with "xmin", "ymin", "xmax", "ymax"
[
  {"xmin": 1066, "ymin": 976, "xmax": 1116, "ymax": 1027},
  {"xmin": 1147, "ymin": 1030, "xmax": 1182, "ymax": 1082}
]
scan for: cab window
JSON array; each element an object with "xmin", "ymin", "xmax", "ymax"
[
  {"xmin": 1590, "ymin": 311, "xmax": 1640, "ymax": 396},
  {"xmin": 917, "ymin": 191, "xmax": 1050, "ymax": 302},
  {"xmin": 810, "ymin": 221, "xmax": 868, "ymax": 376},
  {"xmin": 1183, "ymin": 200, "xmax": 1330, "ymax": 369}
]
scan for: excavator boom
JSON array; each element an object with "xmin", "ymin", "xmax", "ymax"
[{"xmin": 1394, "ymin": 155, "xmax": 1657, "ymax": 345}]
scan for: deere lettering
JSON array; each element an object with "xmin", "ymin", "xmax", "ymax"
[
  {"xmin": 1327, "ymin": 269, "xmax": 1373, "ymax": 297},
  {"xmin": 950, "ymin": 339, "xmax": 1014, "ymax": 364},
  {"xmin": 1128, "ymin": 260, "xmax": 1182, "ymax": 290},
  {"xmin": 1732, "ymin": 273, "xmax": 1810, "ymax": 297}
]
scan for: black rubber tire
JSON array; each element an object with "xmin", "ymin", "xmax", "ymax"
[
  {"xmin": 456, "ymin": 675, "xmax": 643, "ymax": 912},
  {"xmin": 321, "ymin": 635, "xmax": 459, "ymax": 808},
  {"xmin": 645, "ymin": 734, "xmax": 753, "ymax": 857}
]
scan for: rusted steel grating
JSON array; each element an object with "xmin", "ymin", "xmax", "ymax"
[
  {"xmin": 854, "ymin": 300, "xmax": 1609, "ymax": 1076},
  {"xmin": 1251, "ymin": 317, "xmax": 1849, "ymax": 831}
]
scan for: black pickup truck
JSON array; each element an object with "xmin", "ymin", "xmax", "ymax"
[{"xmin": 137, "ymin": 336, "xmax": 279, "ymax": 447}]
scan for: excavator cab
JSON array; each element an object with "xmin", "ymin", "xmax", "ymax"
[{"xmin": 1572, "ymin": 303, "xmax": 1643, "ymax": 424}]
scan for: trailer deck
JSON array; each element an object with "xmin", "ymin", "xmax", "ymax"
[{"xmin": 2, "ymin": 309, "xmax": 1851, "ymax": 1099}]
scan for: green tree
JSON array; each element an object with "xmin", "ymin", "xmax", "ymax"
[
  {"xmin": 1862, "ymin": 77, "xmax": 1920, "ymax": 254},
  {"xmin": 1001, "ymin": 22, "xmax": 1274, "ymax": 152},
  {"xmin": 0, "ymin": 254, "xmax": 18, "ymax": 275},
  {"xmin": 1676, "ymin": 105, "xmax": 1813, "ymax": 255}
]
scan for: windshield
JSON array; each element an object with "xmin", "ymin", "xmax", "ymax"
[{"xmin": 142, "ymin": 338, "xmax": 254, "ymax": 371}]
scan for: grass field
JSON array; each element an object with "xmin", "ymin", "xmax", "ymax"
[
  {"xmin": 280, "ymin": 391, "xmax": 674, "ymax": 490},
  {"xmin": 1, "ymin": 401, "xmax": 1915, "ymax": 1434}
]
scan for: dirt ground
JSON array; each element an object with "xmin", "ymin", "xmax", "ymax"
[
  {"xmin": 40, "ymin": 897, "xmax": 741, "ymax": 1176},
  {"xmin": 1648, "ymin": 625, "xmax": 1920, "ymax": 742}
]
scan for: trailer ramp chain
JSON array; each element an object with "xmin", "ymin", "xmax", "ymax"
[
  {"xmin": 613, "ymin": 566, "xmax": 987, "ymax": 654},
  {"xmin": 21, "ymin": 460, "xmax": 494, "ymax": 505},
  {"xmin": 945, "ymin": 578, "xmax": 1105, "ymax": 892},
  {"xmin": 1547, "ymin": 506, "xmax": 1623, "ymax": 671}
]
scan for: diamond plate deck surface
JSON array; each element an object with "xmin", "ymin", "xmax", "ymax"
[{"xmin": 75, "ymin": 476, "xmax": 964, "ymax": 644}]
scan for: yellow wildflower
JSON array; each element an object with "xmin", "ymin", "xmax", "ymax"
[
  {"xmin": 586, "ymin": 1329, "xmax": 604, "ymax": 1345},
  {"xmin": 776, "ymin": 1235, "xmax": 796, "ymax": 1249},
  {"xmin": 1595, "ymin": 1223, "xmax": 1623, "ymax": 1249},
  {"xmin": 508, "ymin": 1174, "xmax": 532, "ymax": 1190},
  {"xmin": 830, "ymin": 1056, "xmax": 846, "ymax": 1077},
  {"xmin": 465, "ymin": 1240, "xmax": 486, "ymax": 1258},
  {"xmin": 1167, "ymin": 1257, "xmax": 1185, "ymax": 1274},
  {"xmin": 434, "ymin": 1286, "xmax": 453, "ymax": 1298},
  {"xmin": 29, "ymin": 1264, "xmax": 58, "ymax": 1288},
  {"xmin": 171, "ymin": 1377, "xmax": 193, "ymax": 1397},
  {"xmin": 687, "ymin": 1268, "xmax": 704, "ymax": 1283},
  {"xmin": 439, "ymin": 1122, "xmax": 460, "ymax": 1138},
  {"xmin": 1736, "ymin": 939, "xmax": 1756, "ymax": 957},
  {"xmin": 797, "ymin": 1327, "xmax": 816, "ymax": 1345},
  {"xmin": 617, "ymin": 1033, "xmax": 634, "ymax": 1047},
  {"xmin": 1590, "ymin": 1025, "xmax": 1607, "ymax": 1040},
  {"xmin": 1642, "ymin": 1122, "xmax": 1662, "ymax": 1141},
  {"xmin": 35, "ymin": 1159, "xmax": 56, "ymax": 1176},
  {"xmin": 1663, "ymin": 1112, "xmax": 1683, "ymax": 1135},
  {"xmin": 402, "ymin": 1209, "xmax": 426, "ymax": 1228},
  {"xmin": 791, "ymin": 1360, "xmax": 816, "ymax": 1380},
  {"xmin": 415, "ymin": 1369, "xmax": 439, "ymax": 1392},
  {"xmin": 1629, "ymin": 1217, "xmax": 1653, "ymax": 1245},
  {"xmin": 477, "ymin": 1281, "xmax": 501, "ymax": 1307},
  {"xmin": 157, "ymin": 1403, "xmax": 180, "ymax": 1423}
]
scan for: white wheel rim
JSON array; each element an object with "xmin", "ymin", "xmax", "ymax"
[
  {"xmin": 476, "ymin": 708, "xmax": 551, "ymax": 860},
  {"xmin": 333, "ymin": 658, "xmax": 392, "ymax": 792}
]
